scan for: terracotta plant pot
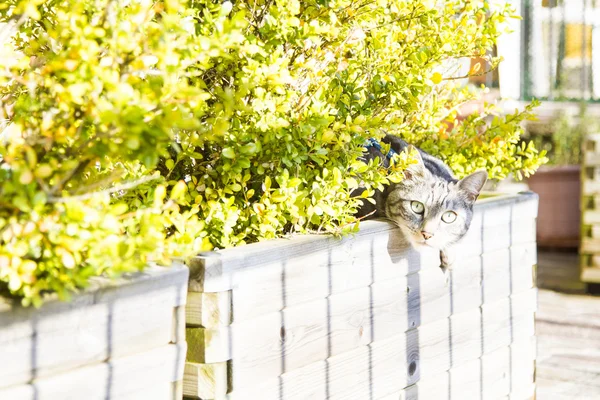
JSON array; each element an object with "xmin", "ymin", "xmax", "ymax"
[{"xmin": 526, "ymin": 165, "xmax": 581, "ymax": 249}]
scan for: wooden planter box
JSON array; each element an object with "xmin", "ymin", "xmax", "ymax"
[
  {"xmin": 0, "ymin": 263, "xmax": 189, "ymax": 400},
  {"xmin": 183, "ymin": 192, "xmax": 539, "ymax": 400},
  {"xmin": 581, "ymin": 134, "xmax": 600, "ymax": 283}
]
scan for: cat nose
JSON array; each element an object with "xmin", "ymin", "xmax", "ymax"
[{"xmin": 421, "ymin": 231, "xmax": 433, "ymax": 240}]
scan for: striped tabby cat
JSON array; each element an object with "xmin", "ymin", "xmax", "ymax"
[{"xmin": 357, "ymin": 134, "xmax": 487, "ymax": 279}]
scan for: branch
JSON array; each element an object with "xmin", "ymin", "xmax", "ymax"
[
  {"xmin": 442, "ymin": 67, "xmax": 495, "ymax": 81},
  {"xmin": 49, "ymin": 159, "xmax": 93, "ymax": 196},
  {"xmin": 48, "ymin": 175, "xmax": 161, "ymax": 203},
  {"xmin": 0, "ymin": 14, "xmax": 27, "ymax": 42}
]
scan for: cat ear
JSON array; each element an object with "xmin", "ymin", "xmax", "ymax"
[
  {"xmin": 403, "ymin": 145, "xmax": 427, "ymax": 180},
  {"xmin": 457, "ymin": 170, "xmax": 488, "ymax": 202}
]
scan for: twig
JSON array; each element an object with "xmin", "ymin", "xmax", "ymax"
[
  {"xmin": 49, "ymin": 159, "xmax": 92, "ymax": 196},
  {"xmin": 442, "ymin": 67, "xmax": 495, "ymax": 81},
  {"xmin": 0, "ymin": 14, "xmax": 27, "ymax": 43},
  {"xmin": 48, "ymin": 175, "xmax": 160, "ymax": 203}
]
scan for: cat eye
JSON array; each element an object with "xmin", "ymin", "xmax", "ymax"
[
  {"xmin": 441, "ymin": 211, "xmax": 457, "ymax": 223},
  {"xmin": 410, "ymin": 201, "xmax": 424, "ymax": 215}
]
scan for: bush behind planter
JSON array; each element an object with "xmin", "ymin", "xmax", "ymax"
[{"xmin": 0, "ymin": 0, "xmax": 546, "ymax": 305}]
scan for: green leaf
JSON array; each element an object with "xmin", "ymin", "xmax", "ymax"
[{"xmin": 222, "ymin": 147, "xmax": 236, "ymax": 159}]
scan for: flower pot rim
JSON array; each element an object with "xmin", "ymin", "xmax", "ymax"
[{"xmin": 533, "ymin": 165, "xmax": 581, "ymax": 174}]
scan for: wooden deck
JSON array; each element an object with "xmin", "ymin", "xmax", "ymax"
[{"xmin": 536, "ymin": 251, "xmax": 600, "ymax": 399}]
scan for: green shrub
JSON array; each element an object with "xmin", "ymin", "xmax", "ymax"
[
  {"xmin": 0, "ymin": 0, "xmax": 546, "ymax": 306},
  {"xmin": 531, "ymin": 103, "xmax": 596, "ymax": 166}
]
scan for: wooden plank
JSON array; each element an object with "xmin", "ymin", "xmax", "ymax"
[
  {"xmin": 536, "ymin": 288, "xmax": 600, "ymax": 399},
  {"xmin": 591, "ymin": 224, "xmax": 600, "ymax": 239},
  {"xmin": 186, "ymin": 291, "xmax": 232, "ymax": 328},
  {"xmin": 581, "ymin": 237, "xmax": 600, "ymax": 253},
  {"xmin": 183, "ymin": 361, "xmax": 229, "ymax": 399},
  {"xmin": 584, "ymin": 151, "xmax": 600, "ymax": 166},
  {"xmin": 537, "ymin": 320, "xmax": 600, "ymax": 344},
  {"xmin": 583, "ymin": 209, "xmax": 600, "ymax": 224},
  {"xmin": 583, "ymin": 179, "xmax": 600, "ymax": 195},
  {"xmin": 377, "ymin": 337, "xmax": 535, "ymax": 400},
  {"xmin": 189, "ymin": 223, "xmax": 441, "ymax": 294},
  {"xmin": 581, "ymin": 266, "xmax": 600, "ymax": 283},
  {"xmin": 537, "ymin": 377, "xmax": 600, "ymax": 400},
  {"xmin": 186, "ymin": 270, "xmax": 535, "ymax": 365},
  {"xmin": 537, "ymin": 289, "xmax": 600, "ymax": 328},
  {"xmin": 537, "ymin": 334, "xmax": 600, "ymax": 374},
  {"xmin": 188, "ymin": 239, "xmax": 536, "ymax": 330},
  {"xmin": 188, "ymin": 194, "xmax": 538, "ymax": 294},
  {"xmin": 192, "ymin": 289, "xmax": 536, "ymax": 390},
  {"xmin": 227, "ymin": 337, "xmax": 535, "ymax": 400},
  {"xmin": 0, "ymin": 343, "xmax": 186, "ymax": 400},
  {"xmin": 0, "ymin": 263, "xmax": 188, "ymax": 388},
  {"xmin": 538, "ymin": 364, "xmax": 600, "ymax": 388}
]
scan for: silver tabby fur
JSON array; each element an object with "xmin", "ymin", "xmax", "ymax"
[{"xmin": 356, "ymin": 134, "xmax": 487, "ymax": 278}]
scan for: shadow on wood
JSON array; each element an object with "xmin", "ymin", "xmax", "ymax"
[
  {"xmin": 0, "ymin": 264, "xmax": 188, "ymax": 400},
  {"xmin": 184, "ymin": 193, "xmax": 539, "ymax": 400}
]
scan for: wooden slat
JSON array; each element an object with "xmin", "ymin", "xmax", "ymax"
[
  {"xmin": 344, "ymin": 338, "xmax": 534, "ymax": 400},
  {"xmin": 188, "ymin": 224, "xmax": 440, "ymax": 294},
  {"xmin": 580, "ymin": 237, "xmax": 600, "ymax": 253},
  {"xmin": 0, "ymin": 343, "xmax": 186, "ymax": 400},
  {"xmin": 583, "ymin": 209, "xmax": 600, "ymax": 224},
  {"xmin": 0, "ymin": 263, "xmax": 188, "ymax": 389},
  {"xmin": 226, "ymin": 337, "xmax": 536, "ymax": 400},
  {"xmin": 187, "ymin": 234, "xmax": 536, "ymax": 329},
  {"xmin": 191, "ymin": 289, "xmax": 535, "ymax": 390},
  {"xmin": 537, "ymin": 377, "xmax": 600, "ymax": 400},
  {"xmin": 536, "ymin": 288, "xmax": 600, "ymax": 399},
  {"xmin": 186, "ymin": 291, "xmax": 232, "ymax": 327},
  {"xmin": 187, "ymin": 238, "xmax": 536, "ymax": 334},
  {"xmin": 583, "ymin": 179, "xmax": 600, "ymax": 195},
  {"xmin": 537, "ymin": 289, "xmax": 600, "ymax": 328},
  {"xmin": 183, "ymin": 361, "xmax": 229, "ymax": 399},
  {"xmin": 584, "ymin": 151, "xmax": 600, "ymax": 166},
  {"xmin": 582, "ymin": 264, "xmax": 600, "ymax": 283},
  {"xmin": 188, "ymin": 194, "xmax": 539, "ymax": 295}
]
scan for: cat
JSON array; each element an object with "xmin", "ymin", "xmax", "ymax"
[{"xmin": 356, "ymin": 134, "xmax": 487, "ymax": 280}]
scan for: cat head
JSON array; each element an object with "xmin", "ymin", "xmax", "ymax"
[{"xmin": 385, "ymin": 150, "xmax": 487, "ymax": 249}]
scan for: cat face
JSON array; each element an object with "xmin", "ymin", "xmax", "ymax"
[{"xmin": 384, "ymin": 155, "xmax": 487, "ymax": 250}]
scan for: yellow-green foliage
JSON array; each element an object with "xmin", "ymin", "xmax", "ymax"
[{"xmin": 0, "ymin": 0, "xmax": 546, "ymax": 305}]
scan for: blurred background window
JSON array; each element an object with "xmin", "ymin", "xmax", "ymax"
[{"xmin": 524, "ymin": 0, "xmax": 600, "ymax": 101}]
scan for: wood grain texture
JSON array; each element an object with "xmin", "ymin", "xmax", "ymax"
[
  {"xmin": 580, "ymin": 237, "xmax": 600, "ymax": 253},
  {"xmin": 185, "ymin": 227, "xmax": 536, "ymax": 329},
  {"xmin": 185, "ymin": 193, "xmax": 539, "ymax": 399},
  {"xmin": 0, "ymin": 263, "xmax": 188, "ymax": 388},
  {"xmin": 184, "ymin": 237, "xmax": 535, "ymax": 336},
  {"xmin": 207, "ymin": 289, "xmax": 536, "ymax": 391},
  {"xmin": 183, "ymin": 361, "xmax": 229, "ymax": 399},
  {"xmin": 186, "ymin": 291, "xmax": 232, "ymax": 328},
  {"xmin": 536, "ymin": 288, "xmax": 600, "ymax": 400},
  {"xmin": 583, "ymin": 180, "xmax": 600, "ymax": 195},
  {"xmin": 537, "ymin": 289, "xmax": 600, "ymax": 328},
  {"xmin": 227, "ymin": 336, "xmax": 535, "ymax": 400},
  {"xmin": 0, "ymin": 342, "xmax": 186, "ymax": 400},
  {"xmin": 188, "ymin": 193, "xmax": 539, "ymax": 295},
  {"xmin": 582, "ymin": 209, "xmax": 600, "ymax": 224}
]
